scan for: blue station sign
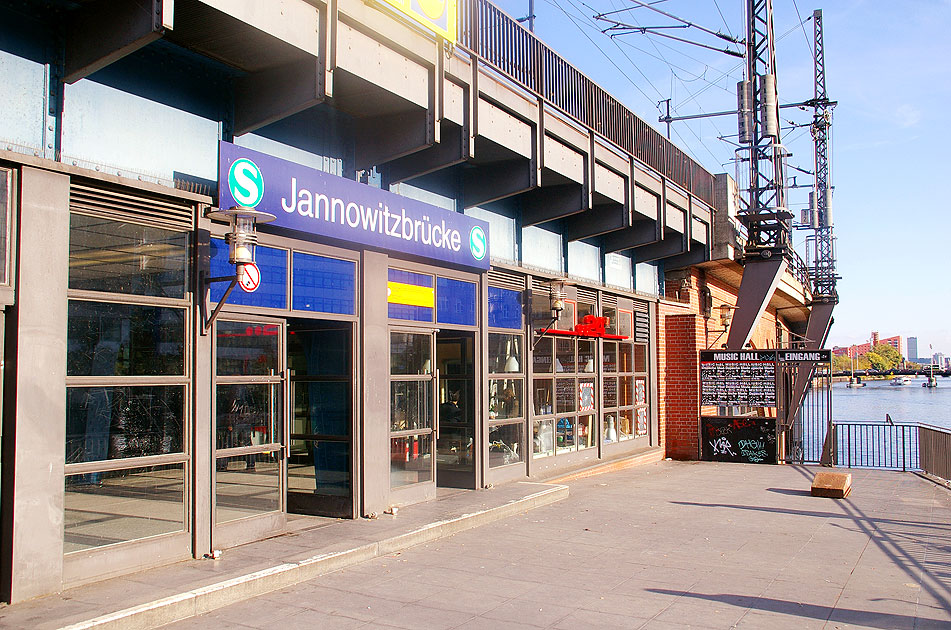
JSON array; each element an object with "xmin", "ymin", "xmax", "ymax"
[{"xmin": 218, "ymin": 141, "xmax": 490, "ymax": 271}]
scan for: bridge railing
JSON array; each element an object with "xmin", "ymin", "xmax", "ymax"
[
  {"xmin": 919, "ymin": 424, "xmax": 951, "ymax": 481},
  {"xmin": 456, "ymin": 0, "xmax": 715, "ymax": 205},
  {"xmin": 835, "ymin": 422, "xmax": 920, "ymax": 471}
]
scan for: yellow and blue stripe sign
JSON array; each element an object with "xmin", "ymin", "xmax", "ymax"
[
  {"xmin": 379, "ymin": 0, "xmax": 456, "ymax": 43},
  {"xmin": 387, "ymin": 281, "xmax": 435, "ymax": 308}
]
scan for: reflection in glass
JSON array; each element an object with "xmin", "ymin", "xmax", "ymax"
[
  {"xmin": 556, "ymin": 339, "xmax": 575, "ymax": 372},
  {"xmin": 216, "ymin": 383, "xmax": 281, "ymax": 450},
  {"xmin": 69, "ymin": 213, "xmax": 187, "ymax": 298},
  {"xmin": 533, "ymin": 336, "xmax": 553, "ymax": 373},
  {"xmin": 295, "ymin": 381, "xmax": 349, "ymax": 437},
  {"xmin": 603, "ymin": 377, "xmax": 618, "ymax": 408},
  {"xmin": 288, "ymin": 327, "xmax": 349, "ymax": 376},
  {"xmin": 603, "ymin": 307, "xmax": 618, "ymax": 335},
  {"xmin": 390, "ymin": 332, "xmax": 432, "ymax": 375},
  {"xmin": 618, "ymin": 410, "xmax": 634, "ymax": 440},
  {"xmin": 216, "ymin": 321, "xmax": 279, "ymax": 376},
  {"xmin": 390, "ymin": 380, "xmax": 433, "ymax": 431},
  {"xmin": 288, "ymin": 440, "xmax": 349, "ymax": 496},
  {"xmin": 634, "ymin": 344, "xmax": 648, "ymax": 373},
  {"xmin": 66, "ymin": 386, "xmax": 184, "ymax": 463},
  {"xmin": 64, "ymin": 464, "xmax": 185, "ymax": 553},
  {"xmin": 488, "ymin": 379, "xmax": 522, "ymax": 420},
  {"xmin": 215, "ymin": 451, "xmax": 281, "ymax": 523},
  {"xmin": 578, "ymin": 415, "xmax": 595, "ymax": 449},
  {"xmin": 556, "ymin": 378, "xmax": 575, "ymax": 413},
  {"xmin": 556, "ymin": 417, "xmax": 575, "ymax": 453},
  {"xmin": 534, "ymin": 378, "xmax": 553, "ymax": 416},
  {"xmin": 488, "ymin": 422, "xmax": 522, "ymax": 467},
  {"xmin": 533, "ymin": 419, "xmax": 554, "ymax": 458},
  {"xmin": 618, "ymin": 311, "xmax": 633, "ymax": 338},
  {"xmin": 488, "ymin": 333, "xmax": 523, "ymax": 373},
  {"xmin": 390, "ymin": 435, "xmax": 433, "ymax": 487},
  {"xmin": 556, "ymin": 301, "xmax": 576, "ymax": 330},
  {"xmin": 67, "ymin": 301, "xmax": 185, "ymax": 376},
  {"xmin": 603, "ymin": 342, "xmax": 617, "ymax": 372},
  {"xmin": 578, "ymin": 340, "xmax": 595, "ymax": 373}
]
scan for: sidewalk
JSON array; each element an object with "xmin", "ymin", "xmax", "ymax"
[{"xmin": 0, "ymin": 481, "xmax": 567, "ymax": 630}]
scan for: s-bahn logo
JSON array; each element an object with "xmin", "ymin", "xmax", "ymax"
[
  {"xmin": 379, "ymin": 0, "xmax": 456, "ymax": 43},
  {"xmin": 469, "ymin": 225, "xmax": 487, "ymax": 261},
  {"xmin": 228, "ymin": 158, "xmax": 265, "ymax": 208}
]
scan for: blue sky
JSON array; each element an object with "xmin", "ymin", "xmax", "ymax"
[{"xmin": 488, "ymin": 0, "xmax": 951, "ymax": 357}]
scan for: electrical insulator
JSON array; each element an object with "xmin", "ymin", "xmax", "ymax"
[
  {"xmin": 822, "ymin": 187, "xmax": 833, "ymax": 227},
  {"xmin": 808, "ymin": 191, "xmax": 819, "ymax": 229},
  {"xmin": 737, "ymin": 81, "xmax": 753, "ymax": 144},
  {"xmin": 760, "ymin": 74, "xmax": 779, "ymax": 137}
]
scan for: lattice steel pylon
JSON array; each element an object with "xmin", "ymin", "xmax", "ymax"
[
  {"xmin": 725, "ymin": 0, "xmax": 791, "ymax": 350},
  {"xmin": 810, "ymin": 8, "xmax": 838, "ymax": 303}
]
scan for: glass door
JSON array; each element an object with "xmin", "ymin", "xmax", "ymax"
[
  {"xmin": 389, "ymin": 330, "xmax": 436, "ymax": 490},
  {"xmin": 212, "ymin": 319, "xmax": 286, "ymax": 546},
  {"xmin": 286, "ymin": 319, "xmax": 353, "ymax": 518},
  {"xmin": 436, "ymin": 331, "xmax": 476, "ymax": 488}
]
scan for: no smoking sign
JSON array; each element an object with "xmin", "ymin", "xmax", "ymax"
[{"xmin": 238, "ymin": 262, "xmax": 261, "ymax": 293}]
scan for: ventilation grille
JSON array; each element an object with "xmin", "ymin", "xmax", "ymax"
[
  {"xmin": 634, "ymin": 311, "xmax": 650, "ymax": 344},
  {"xmin": 576, "ymin": 286, "xmax": 597, "ymax": 304},
  {"xmin": 531, "ymin": 277, "xmax": 550, "ymax": 292},
  {"xmin": 488, "ymin": 269, "xmax": 526, "ymax": 291},
  {"xmin": 70, "ymin": 182, "xmax": 195, "ymax": 231},
  {"xmin": 631, "ymin": 298, "xmax": 649, "ymax": 314},
  {"xmin": 602, "ymin": 294, "xmax": 618, "ymax": 309}
]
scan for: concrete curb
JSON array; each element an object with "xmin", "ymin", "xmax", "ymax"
[{"xmin": 59, "ymin": 483, "xmax": 568, "ymax": 630}]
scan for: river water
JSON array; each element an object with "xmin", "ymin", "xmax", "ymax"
[{"xmin": 832, "ymin": 377, "xmax": 951, "ymax": 429}]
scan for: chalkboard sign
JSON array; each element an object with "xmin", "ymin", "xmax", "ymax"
[
  {"xmin": 700, "ymin": 350, "xmax": 777, "ymax": 407},
  {"xmin": 700, "ymin": 417, "xmax": 777, "ymax": 464}
]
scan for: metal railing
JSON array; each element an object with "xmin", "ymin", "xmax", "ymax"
[
  {"xmin": 835, "ymin": 422, "xmax": 920, "ymax": 471},
  {"xmin": 919, "ymin": 424, "xmax": 951, "ymax": 481},
  {"xmin": 456, "ymin": 0, "xmax": 715, "ymax": 205}
]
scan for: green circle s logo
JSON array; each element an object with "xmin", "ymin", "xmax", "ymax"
[
  {"xmin": 469, "ymin": 225, "xmax": 487, "ymax": 261},
  {"xmin": 228, "ymin": 158, "xmax": 264, "ymax": 208}
]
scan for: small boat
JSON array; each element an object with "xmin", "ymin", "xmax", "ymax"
[
  {"xmin": 923, "ymin": 376, "xmax": 939, "ymax": 388},
  {"xmin": 890, "ymin": 376, "xmax": 912, "ymax": 386},
  {"xmin": 847, "ymin": 377, "xmax": 866, "ymax": 388}
]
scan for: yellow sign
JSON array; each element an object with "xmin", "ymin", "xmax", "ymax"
[
  {"xmin": 387, "ymin": 281, "xmax": 435, "ymax": 308},
  {"xmin": 379, "ymin": 0, "xmax": 456, "ymax": 43}
]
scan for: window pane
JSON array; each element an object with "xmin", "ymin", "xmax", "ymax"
[
  {"xmin": 604, "ymin": 342, "xmax": 617, "ymax": 372},
  {"xmin": 488, "ymin": 422, "xmax": 523, "ymax": 468},
  {"xmin": 604, "ymin": 413, "xmax": 619, "ymax": 443},
  {"xmin": 578, "ymin": 340, "xmax": 595, "ymax": 373},
  {"xmin": 67, "ymin": 301, "xmax": 185, "ymax": 376},
  {"xmin": 0, "ymin": 169, "xmax": 9, "ymax": 284},
  {"xmin": 534, "ymin": 379, "xmax": 553, "ymax": 416},
  {"xmin": 216, "ymin": 383, "xmax": 281, "ymax": 450},
  {"xmin": 634, "ymin": 344, "xmax": 648, "ymax": 373},
  {"xmin": 578, "ymin": 415, "xmax": 595, "ymax": 449},
  {"xmin": 488, "ymin": 379, "xmax": 522, "ymax": 420},
  {"xmin": 288, "ymin": 326, "xmax": 349, "ymax": 376},
  {"xmin": 69, "ymin": 214, "xmax": 186, "ymax": 298},
  {"xmin": 292, "ymin": 252, "xmax": 356, "ymax": 315},
  {"xmin": 556, "ymin": 417, "xmax": 575, "ymax": 453},
  {"xmin": 619, "ymin": 343, "xmax": 633, "ymax": 372},
  {"xmin": 533, "ymin": 336, "xmax": 553, "ymax": 373},
  {"xmin": 532, "ymin": 419, "xmax": 554, "ymax": 458},
  {"xmin": 555, "ymin": 339, "xmax": 575, "ymax": 373},
  {"xmin": 620, "ymin": 376, "xmax": 634, "ymax": 406},
  {"xmin": 66, "ymin": 386, "xmax": 184, "ymax": 463},
  {"xmin": 295, "ymin": 382, "xmax": 350, "ymax": 437},
  {"xmin": 556, "ymin": 301, "xmax": 576, "ymax": 331},
  {"xmin": 216, "ymin": 321, "xmax": 279, "ymax": 376},
  {"xmin": 288, "ymin": 440, "xmax": 350, "ymax": 497},
  {"xmin": 210, "ymin": 238, "xmax": 287, "ymax": 309},
  {"xmin": 618, "ymin": 410, "xmax": 634, "ymax": 440},
  {"xmin": 390, "ymin": 332, "xmax": 432, "ymax": 375},
  {"xmin": 391, "ymin": 380, "xmax": 433, "ymax": 431},
  {"xmin": 618, "ymin": 311, "xmax": 633, "ymax": 339},
  {"xmin": 488, "ymin": 333, "xmax": 523, "ymax": 374},
  {"xmin": 215, "ymin": 451, "xmax": 281, "ymax": 523},
  {"xmin": 64, "ymin": 464, "xmax": 184, "ymax": 553},
  {"xmin": 603, "ymin": 377, "xmax": 618, "ymax": 408},
  {"xmin": 556, "ymin": 378, "xmax": 575, "ymax": 413},
  {"xmin": 635, "ymin": 378, "xmax": 648, "ymax": 405},
  {"xmin": 388, "ymin": 269, "xmax": 434, "ymax": 322},
  {"xmin": 436, "ymin": 277, "xmax": 476, "ymax": 327},
  {"xmin": 488, "ymin": 286, "xmax": 523, "ymax": 330},
  {"xmin": 390, "ymin": 436, "xmax": 432, "ymax": 487}
]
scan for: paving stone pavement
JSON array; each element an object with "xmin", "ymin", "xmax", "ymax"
[{"xmin": 164, "ymin": 461, "xmax": 951, "ymax": 630}]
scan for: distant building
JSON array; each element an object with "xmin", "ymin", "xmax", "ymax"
[
  {"xmin": 871, "ymin": 331, "xmax": 880, "ymax": 346},
  {"xmin": 934, "ymin": 353, "xmax": 947, "ymax": 369},
  {"xmin": 878, "ymin": 335, "xmax": 903, "ymax": 357},
  {"xmin": 832, "ymin": 334, "xmax": 902, "ymax": 360},
  {"xmin": 908, "ymin": 337, "xmax": 918, "ymax": 361}
]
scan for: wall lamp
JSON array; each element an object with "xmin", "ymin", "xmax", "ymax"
[
  {"xmin": 532, "ymin": 279, "xmax": 569, "ymax": 350},
  {"xmin": 200, "ymin": 205, "xmax": 276, "ymax": 335},
  {"xmin": 708, "ymin": 304, "xmax": 735, "ymax": 348}
]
